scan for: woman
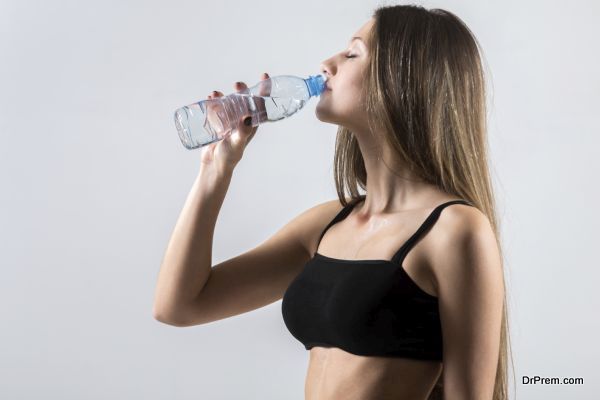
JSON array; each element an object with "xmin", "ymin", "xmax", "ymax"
[{"xmin": 153, "ymin": 4, "xmax": 513, "ymax": 400}]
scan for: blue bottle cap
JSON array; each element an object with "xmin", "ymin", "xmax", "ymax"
[{"xmin": 305, "ymin": 74, "xmax": 328, "ymax": 97}]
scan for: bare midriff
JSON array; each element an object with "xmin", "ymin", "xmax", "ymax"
[{"xmin": 304, "ymin": 346, "xmax": 442, "ymax": 400}]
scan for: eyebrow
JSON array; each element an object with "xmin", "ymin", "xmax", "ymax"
[{"xmin": 350, "ymin": 36, "xmax": 364, "ymax": 43}]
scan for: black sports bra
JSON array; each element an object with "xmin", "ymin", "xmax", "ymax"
[{"xmin": 281, "ymin": 195, "xmax": 475, "ymax": 361}]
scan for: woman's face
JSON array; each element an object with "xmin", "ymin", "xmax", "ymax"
[{"xmin": 316, "ymin": 18, "xmax": 373, "ymax": 131}]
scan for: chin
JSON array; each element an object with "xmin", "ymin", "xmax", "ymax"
[
  {"xmin": 315, "ymin": 105, "xmax": 338, "ymax": 125},
  {"xmin": 315, "ymin": 114, "xmax": 339, "ymax": 126}
]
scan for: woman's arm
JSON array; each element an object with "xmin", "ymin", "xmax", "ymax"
[
  {"xmin": 435, "ymin": 209, "xmax": 504, "ymax": 399},
  {"xmin": 153, "ymin": 159, "xmax": 347, "ymax": 326},
  {"xmin": 153, "ymin": 165, "xmax": 233, "ymax": 323}
]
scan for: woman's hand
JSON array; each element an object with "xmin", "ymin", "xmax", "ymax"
[{"xmin": 199, "ymin": 72, "xmax": 271, "ymax": 175}]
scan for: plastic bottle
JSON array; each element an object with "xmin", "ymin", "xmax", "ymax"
[{"xmin": 174, "ymin": 73, "xmax": 328, "ymax": 149}]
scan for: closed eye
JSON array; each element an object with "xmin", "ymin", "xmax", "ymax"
[{"xmin": 345, "ymin": 54, "xmax": 356, "ymax": 59}]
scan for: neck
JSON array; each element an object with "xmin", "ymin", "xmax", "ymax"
[{"xmin": 353, "ymin": 135, "xmax": 442, "ymax": 218}]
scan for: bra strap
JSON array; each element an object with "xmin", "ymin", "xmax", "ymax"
[{"xmin": 390, "ymin": 199, "xmax": 474, "ymax": 265}]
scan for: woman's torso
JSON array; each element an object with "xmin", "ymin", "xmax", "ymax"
[
  {"xmin": 291, "ymin": 195, "xmax": 472, "ymax": 400},
  {"xmin": 305, "ymin": 346, "xmax": 442, "ymax": 399}
]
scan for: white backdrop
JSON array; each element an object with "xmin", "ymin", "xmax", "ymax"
[{"xmin": 1, "ymin": 0, "xmax": 598, "ymax": 399}]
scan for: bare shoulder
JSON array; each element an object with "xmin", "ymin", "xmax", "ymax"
[
  {"xmin": 427, "ymin": 203, "xmax": 500, "ymax": 292},
  {"xmin": 433, "ymin": 202, "xmax": 490, "ymax": 239}
]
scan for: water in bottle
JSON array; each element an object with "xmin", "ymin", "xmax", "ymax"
[{"xmin": 174, "ymin": 73, "xmax": 328, "ymax": 149}]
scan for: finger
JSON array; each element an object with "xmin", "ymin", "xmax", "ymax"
[
  {"xmin": 232, "ymin": 83, "xmax": 253, "ymax": 126},
  {"xmin": 258, "ymin": 72, "xmax": 271, "ymax": 97},
  {"xmin": 234, "ymin": 74, "xmax": 268, "ymax": 93},
  {"xmin": 242, "ymin": 115, "xmax": 253, "ymax": 127},
  {"xmin": 234, "ymin": 81, "xmax": 248, "ymax": 92}
]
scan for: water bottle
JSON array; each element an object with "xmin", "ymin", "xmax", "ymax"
[{"xmin": 174, "ymin": 73, "xmax": 328, "ymax": 149}]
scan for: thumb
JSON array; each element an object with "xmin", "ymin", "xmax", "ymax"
[
  {"xmin": 235, "ymin": 114, "xmax": 254, "ymax": 137},
  {"xmin": 239, "ymin": 114, "xmax": 257, "ymax": 147},
  {"xmin": 227, "ymin": 114, "xmax": 253, "ymax": 148}
]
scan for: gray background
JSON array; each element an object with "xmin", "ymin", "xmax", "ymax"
[{"xmin": 1, "ymin": 0, "xmax": 598, "ymax": 399}]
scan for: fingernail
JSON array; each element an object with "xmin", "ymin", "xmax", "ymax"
[{"xmin": 243, "ymin": 116, "xmax": 252, "ymax": 126}]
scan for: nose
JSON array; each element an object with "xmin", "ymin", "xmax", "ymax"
[
  {"xmin": 320, "ymin": 59, "xmax": 335, "ymax": 79},
  {"xmin": 320, "ymin": 64, "xmax": 328, "ymax": 78}
]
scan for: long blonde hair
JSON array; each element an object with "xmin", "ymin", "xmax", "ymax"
[{"xmin": 332, "ymin": 5, "xmax": 514, "ymax": 399}]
